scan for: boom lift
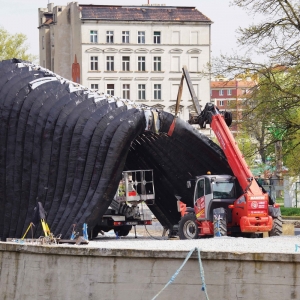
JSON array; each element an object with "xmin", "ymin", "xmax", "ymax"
[
  {"xmin": 89, "ymin": 170, "xmax": 154, "ymax": 239},
  {"xmin": 171, "ymin": 66, "xmax": 282, "ymax": 239}
]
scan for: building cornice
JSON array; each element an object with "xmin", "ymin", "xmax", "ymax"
[{"xmin": 81, "ymin": 20, "xmax": 212, "ymax": 25}]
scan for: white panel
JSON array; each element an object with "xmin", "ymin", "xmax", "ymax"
[
  {"xmin": 171, "ymin": 84, "xmax": 179, "ymax": 100},
  {"xmin": 171, "ymin": 56, "xmax": 180, "ymax": 72},
  {"xmin": 190, "ymin": 31, "xmax": 198, "ymax": 44},
  {"xmin": 172, "ymin": 31, "xmax": 180, "ymax": 44},
  {"xmin": 189, "ymin": 57, "xmax": 198, "ymax": 72}
]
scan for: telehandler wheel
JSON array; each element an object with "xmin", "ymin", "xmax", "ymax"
[
  {"xmin": 269, "ymin": 215, "xmax": 283, "ymax": 236},
  {"xmin": 213, "ymin": 208, "xmax": 227, "ymax": 237},
  {"xmin": 114, "ymin": 225, "xmax": 132, "ymax": 237},
  {"xmin": 178, "ymin": 213, "xmax": 199, "ymax": 240}
]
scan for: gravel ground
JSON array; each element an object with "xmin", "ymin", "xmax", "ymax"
[
  {"xmin": 6, "ymin": 220, "xmax": 300, "ymax": 254},
  {"xmin": 85, "ymin": 235, "xmax": 300, "ymax": 254},
  {"xmin": 78, "ymin": 221, "xmax": 300, "ymax": 254}
]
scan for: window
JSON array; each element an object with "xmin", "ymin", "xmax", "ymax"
[
  {"xmin": 219, "ymin": 100, "xmax": 224, "ymax": 106},
  {"xmin": 107, "ymin": 84, "xmax": 114, "ymax": 96},
  {"xmin": 138, "ymin": 84, "xmax": 146, "ymax": 100},
  {"xmin": 138, "ymin": 31, "xmax": 145, "ymax": 44},
  {"xmin": 122, "ymin": 56, "xmax": 130, "ymax": 71},
  {"xmin": 90, "ymin": 30, "xmax": 98, "ymax": 43},
  {"xmin": 196, "ymin": 179, "xmax": 204, "ymax": 199},
  {"xmin": 138, "ymin": 56, "xmax": 146, "ymax": 71},
  {"xmin": 154, "ymin": 31, "xmax": 161, "ymax": 44},
  {"xmin": 122, "ymin": 31, "xmax": 129, "ymax": 43},
  {"xmin": 227, "ymin": 89, "xmax": 232, "ymax": 96},
  {"xmin": 205, "ymin": 177, "xmax": 212, "ymax": 195},
  {"xmin": 219, "ymin": 89, "xmax": 224, "ymax": 96},
  {"xmin": 106, "ymin": 56, "xmax": 114, "ymax": 71},
  {"xmin": 91, "ymin": 84, "xmax": 98, "ymax": 90},
  {"xmin": 90, "ymin": 56, "xmax": 98, "ymax": 71},
  {"xmin": 106, "ymin": 31, "xmax": 114, "ymax": 43},
  {"xmin": 212, "ymin": 181, "xmax": 235, "ymax": 199},
  {"xmin": 122, "ymin": 84, "xmax": 130, "ymax": 99},
  {"xmin": 154, "ymin": 84, "xmax": 161, "ymax": 100},
  {"xmin": 153, "ymin": 57, "xmax": 161, "ymax": 71}
]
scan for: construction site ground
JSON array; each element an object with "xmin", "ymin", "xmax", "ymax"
[{"xmin": 94, "ymin": 218, "xmax": 300, "ymax": 241}]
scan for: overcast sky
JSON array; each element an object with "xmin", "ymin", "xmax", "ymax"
[{"xmin": 0, "ymin": 0, "xmax": 259, "ymax": 59}]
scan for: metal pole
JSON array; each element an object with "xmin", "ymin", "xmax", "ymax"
[
  {"xmin": 296, "ymin": 182, "xmax": 300, "ymax": 208},
  {"xmin": 236, "ymin": 79, "xmax": 238, "ymax": 135},
  {"xmin": 275, "ymin": 140, "xmax": 283, "ymax": 197}
]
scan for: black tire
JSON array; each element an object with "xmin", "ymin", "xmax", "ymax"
[
  {"xmin": 213, "ymin": 208, "xmax": 227, "ymax": 237},
  {"xmin": 114, "ymin": 225, "xmax": 132, "ymax": 237},
  {"xmin": 269, "ymin": 215, "xmax": 283, "ymax": 236},
  {"xmin": 88, "ymin": 225, "xmax": 100, "ymax": 239},
  {"xmin": 178, "ymin": 213, "xmax": 199, "ymax": 240}
]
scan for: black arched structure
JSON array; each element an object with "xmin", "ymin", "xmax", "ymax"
[{"xmin": 0, "ymin": 59, "xmax": 234, "ymax": 240}]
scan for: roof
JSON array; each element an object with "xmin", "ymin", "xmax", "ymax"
[
  {"xmin": 79, "ymin": 5, "xmax": 211, "ymax": 22},
  {"xmin": 211, "ymin": 80, "xmax": 257, "ymax": 88}
]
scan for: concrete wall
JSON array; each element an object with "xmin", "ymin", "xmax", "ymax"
[{"xmin": 0, "ymin": 242, "xmax": 299, "ymax": 300}]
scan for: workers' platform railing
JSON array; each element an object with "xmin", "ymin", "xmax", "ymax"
[{"xmin": 116, "ymin": 170, "xmax": 155, "ymax": 204}]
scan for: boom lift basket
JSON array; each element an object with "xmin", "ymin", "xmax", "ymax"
[{"xmin": 116, "ymin": 170, "xmax": 155, "ymax": 204}]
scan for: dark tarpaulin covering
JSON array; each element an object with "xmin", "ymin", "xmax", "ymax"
[{"xmin": 0, "ymin": 59, "xmax": 234, "ymax": 240}]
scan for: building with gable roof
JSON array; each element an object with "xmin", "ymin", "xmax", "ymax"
[{"xmin": 38, "ymin": 2, "xmax": 212, "ymax": 121}]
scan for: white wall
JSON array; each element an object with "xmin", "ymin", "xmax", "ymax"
[
  {"xmin": 39, "ymin": 4, "xmax": 211, "ymax": 121},
  {"xmin": 80, "ymin": 22, "xmax": 210, "ymax": 121}
]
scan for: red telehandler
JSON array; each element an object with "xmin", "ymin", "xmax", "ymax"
[{"xmin": 171, "ymin": 66, "xmax": 282, "ymax": 239}]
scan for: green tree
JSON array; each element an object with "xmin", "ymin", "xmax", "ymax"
[
  {"xmin": 210, "ymin": 0, "xmax": 300, "ymax": 174},
  {"xmin": 0, "ymin": 27, "xmax": 37, "ymax": 62}
]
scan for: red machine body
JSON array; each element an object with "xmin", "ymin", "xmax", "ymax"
[
  {"xmin": 174, "ymin": 67, "xmax": 281, "ymax": 239},
  {"xmin": 211, "ymin": 112, "xmax": 272, "ymax": 233}
]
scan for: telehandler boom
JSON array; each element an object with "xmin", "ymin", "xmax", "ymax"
[{"xmin": 171, "ymin": 66, "xmax": 282, "ymax": 239}]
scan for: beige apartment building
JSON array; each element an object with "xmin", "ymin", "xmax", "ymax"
[{"xmin": 38, "ymin": 2, "xmax": 212, "ymax": 121}]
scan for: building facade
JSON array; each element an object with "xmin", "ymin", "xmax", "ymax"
[
  {"xmin": 38, "ymin": 3, "xmax": 212, "ymax": 121},
  {"xmin": 210, "ymin": 78, "xmax": 257, "ymax": 134}
]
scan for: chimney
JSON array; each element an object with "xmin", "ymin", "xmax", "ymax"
[{"xmin": 48, "ymin": 3, "xmax": 54, "ymax": 12}]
